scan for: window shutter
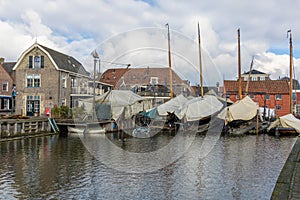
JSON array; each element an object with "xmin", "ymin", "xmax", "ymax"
[
  {"xmin": 41, "ymin": 56, "xmax": 44, "ymax": 68},
  {"xmin": 29, "ymin": 56, "xmax": 33, "ymax": 68}
]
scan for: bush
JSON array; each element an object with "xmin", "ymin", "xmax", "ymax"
[{"xmin": 51, "ymin": 105, "xmax": 70, "ymax": 119}]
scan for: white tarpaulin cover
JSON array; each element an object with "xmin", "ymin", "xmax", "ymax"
[
  {"xmin": 177, "ymin": 95, "xmax": 223, "ymax": 121},
  {"xmin": 157, "ymin": 94, "xmax": 188, "ymax": 116},
  {"xmin": 218, "ymin": 96, "xmax": 259, "ymax": 125},
  {"xmin": 267, "ymin": 113, "xmax": 300, "ymax": 133},
  {"xmin": 78, "ymin": 90, "xmax": 152, "ymax": 120}
]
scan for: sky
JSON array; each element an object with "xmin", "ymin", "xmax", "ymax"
[{"xmin": 1, "ymin": 0, "xmax": 300, "ymax": 86}]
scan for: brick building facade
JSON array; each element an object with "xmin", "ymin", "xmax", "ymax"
[
  {"xmin": 12, "ymin": 43, "xmax": 111, "ymax": 116},
  {"xmin": 224, "ymin": 80, "xmax": 290, "ymax": 117},
  {"xmin": 0, "ymin": 59, "xmax": 15, "ymax": 113}
]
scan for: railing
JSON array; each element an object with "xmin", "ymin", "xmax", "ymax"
[
  {"xmin": 71, "ymin": 87, "xmax": 102, "ymax": 95},
  {"xmin": 137, "ymin": 91, "xmax": 170, "ymax": 97}
]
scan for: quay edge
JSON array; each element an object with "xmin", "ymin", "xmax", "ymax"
[
  {"xmin": 0, "ymin": 117, "xmax": 58, "ymax": 141},
  {"xmin": 271, "ymin": 136, "xmax": 300, "ymax": 200}
]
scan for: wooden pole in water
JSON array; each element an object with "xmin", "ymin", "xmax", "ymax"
[
  {"xmin": 198, "ymin": 22, "xmax": 204, "ymax": 97},
  {"xmin": 166, "ymin": 23, "xmax": 173, "ymax": 99},
  {"xmin": 237, "ymin": 28, "xmax": 242, "ymax": 100},
  {"xmin": 256, "ymin": 109, "xmax": 259, "ymax": 135}
]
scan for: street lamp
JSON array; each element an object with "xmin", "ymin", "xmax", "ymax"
[{"xmin": 92, "ymin": 50, "xmax": 99, "ymax": 121}]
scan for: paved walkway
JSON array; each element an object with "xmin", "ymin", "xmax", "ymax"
[{"xmin": 272, "ymin": 136, "xmax": 300, "ymax": 200}]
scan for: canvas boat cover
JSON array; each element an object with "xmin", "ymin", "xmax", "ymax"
[
  {"xmin": 78, "ymin": 90, "xmax": 152, "ymax": 120},
  {"xmin": 177, "ymin": 95, "xmax": 224, "ymax": 121},
  {"xmin": 267, "ymin": 113, "xmax": 300, "ymax": 133},
  {"xmin": 157, "ymin": 94, "xmax": 189, "ymax": 116},
  {"xmin": 218, "ymin": 96, "xmax": 259, "ymax": 125}
]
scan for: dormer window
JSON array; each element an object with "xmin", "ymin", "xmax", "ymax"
[
  {"xmin": 251, "ymin": 77, "xmax": 257, "ymax": 81},
  {"xmin": 150, "ymin": 77, "xmax": 158, "ymax": 85}
]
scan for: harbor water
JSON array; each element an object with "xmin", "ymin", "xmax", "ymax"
[{"xmin": 0, "ymin": 132, "xmax": 297, "ymax": 200}]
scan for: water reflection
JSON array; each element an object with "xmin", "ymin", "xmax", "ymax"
[{"xmin": 0, "ymin": 134, "xmax": 296, "ymax": 199}]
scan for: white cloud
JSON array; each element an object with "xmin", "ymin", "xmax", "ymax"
[{"xmin": 0, "ymin": 0, "xmax": 300, "ymax": 85}]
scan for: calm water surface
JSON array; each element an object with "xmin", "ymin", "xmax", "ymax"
[{"xmin": 0, "ymin": 133, "xmax": 296, "ymax": 200}]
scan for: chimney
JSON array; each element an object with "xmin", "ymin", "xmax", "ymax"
[{"xmin": 0, "ymin": 57, "xmax": 4, "ymax": 64}]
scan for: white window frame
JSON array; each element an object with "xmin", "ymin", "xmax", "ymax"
[
  {"xmin": 27, "ymin": 74, "xmax": 41, "ymax": 87},
  {"xmin": 276, "ymin": 94, "xmax": 282, "ymax": 100},
  {"xmin": 150, "ymin": 77, "xmax": 158, "ymax": 85},
  {"xmin": 34, "ymin": 56, "xmax": 41, "ymax": 69},
  {"xmin": 251, "ymin": 77, "xmax": 257, "ymax": 81},
  {"xmin": 61, "ymin": 98, "xmax": 66, "ymax": 106},
  {"xmin": 62, "ymin": 76, "xmax": 67, "ymax": 88},
  {"xmin": 2, "ymin": 82, "xmax": 8, "ymax": 91}
]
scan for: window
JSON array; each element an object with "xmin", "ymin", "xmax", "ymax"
[
  {"xmin": 71, "ymin": 77, "xmax": 76, "ymax": 87},
  {"xmin": 61, "ymin": 98, "xmax": 66, "ymax": 106},
  {"xmin": 27, "ymin": 74, "xmax": 41, "ymax": 87},
  {"xmin": 34, "ymin": 56, "xmax": 40, "ymax": 68},
  {"xmin": 276, "ymin": 105, "xmax": 282, "ymax": 110},
  {"xmin": 251, "ymin": 77, "xmax": 257, "ymax": 81},
  {"xmin": 150, "ymin": 77, "xmax": 158, "ymax": 85},
  {"xmin": 243, "ymin": 76, "xmax": 248, "ymax": 81},
  {"xmin": 2, "ymin": 82, "xmax": 8, "ymax": 91},
  {"xmin": 265, "ymin": 94, "xmax": 270, "ymax": 100},
  {"xmin": 250, "ymin": 94, "xmax": 254, "ymax": 99},
  {"xmin": 276, "ymin": 94, "xmax": 282, "ymax": 100},
  {"xmin": 29, "ymin": 55, "xmax": 44, "ymax": 69},
  {"xmin": 293, "ymin": 92, "xmax": 297, "ymax": 101},
  {"xmin": 62, "ymin": 76, "xmax": 67, "ymax": 88},
  {"xmin": 3, "ymin": 99, "xmax": 9, "ymax": 109},
  {"xmin": 260, "ymin": 76, "xmax": 265, "ymax": 81}
]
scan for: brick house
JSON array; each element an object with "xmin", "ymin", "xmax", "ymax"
[
  {"xmin": 0, "ymin": 58, "xmax": 15, "ymax": 113},
  {"xmin": 12, "ymin": 43, "xmax": 111, "ymax": 116},
  {"xmin": 224, "ymin": 80, "xmax": 290, "ymax": 117},
  {"xmin": 100, "ymin": 67, "xmax": 191, "ymax": 98}
]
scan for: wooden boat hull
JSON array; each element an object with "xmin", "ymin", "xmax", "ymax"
[{"xmin": 267, "ymin": 127, "xmax": 298, "ymax": 136}]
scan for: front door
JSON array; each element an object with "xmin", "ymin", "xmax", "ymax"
[{"xmin": 26, "ymin": 96, "xmax": 40, "ymax": 116}]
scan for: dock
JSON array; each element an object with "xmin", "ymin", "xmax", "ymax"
[
  {"xmin": 0, "ymin": 118, "xmax": 54, "ymax": 140},
  {"xmin": 272, "ymin": 136, "xmax": 300, "ymax": 199}
]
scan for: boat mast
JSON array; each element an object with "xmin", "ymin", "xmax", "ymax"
[
  {"xmin": 198, "ymin": 22, "xmax": 204, "ymax": 97},
  {"xmin": 166, "ymin": 23, "xmax": 173, "ymax": 99},
  {"xmin": 92, "ymin": 50, "xmax": 99, "ymax": 121},
  {"xmin": 245, "ymin": 56, "xmax": 254, "ymax": 95},
  {"xmin": 237, "ymin": 28, "xmax": 242, "ymax": 100},
  {"xmin": 287, "ymin": 30, "xmax": 293, "ymax": 113}
]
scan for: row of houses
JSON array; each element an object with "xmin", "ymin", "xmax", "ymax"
[
  {"xmin": 0, "ymin": 43, "xmax": 192, "ymax": 117},
  {"xmin": 0, "ymin": 42, "xmax": 297, "ymax": 118}
]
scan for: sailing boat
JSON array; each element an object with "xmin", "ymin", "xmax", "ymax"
[
  {"xmin": 219, "ymin": 29, "xmax": 262, "ymax": 135},
  {"xmin": 267, "ymin": 30, "xmax": 300, "ymax": 136}
]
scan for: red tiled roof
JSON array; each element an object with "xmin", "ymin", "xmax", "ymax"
[
  {"xmin": 100, "ymin": 67, "xmax": 186, "ymax": 87},
  {"xmin": 224, "ymin": 80, "xmax": 289, "ymax": 94}
]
